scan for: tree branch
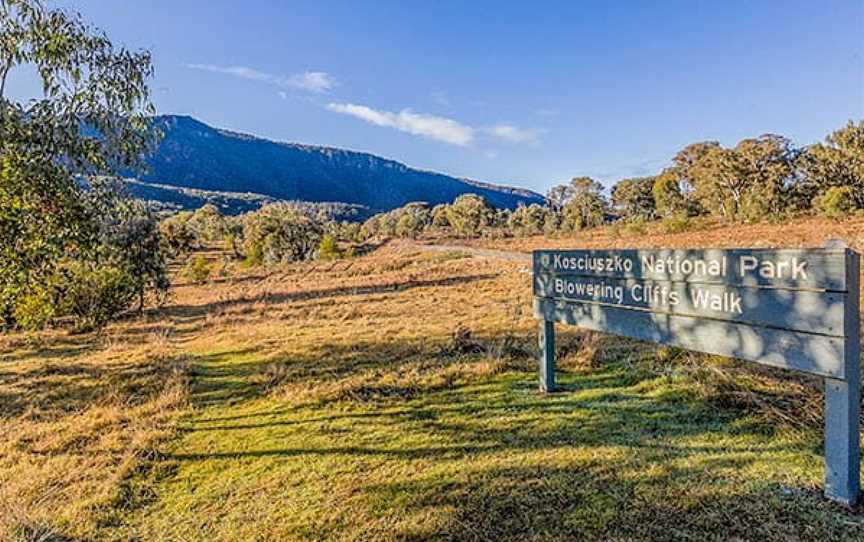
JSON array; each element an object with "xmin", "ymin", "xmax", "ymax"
[{"xmin": 0, "ymin": 59, "xmax": 10, "ymax": 101}]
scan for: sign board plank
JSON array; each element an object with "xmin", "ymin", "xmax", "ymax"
[
  {"xmin": 533, "ymin": 248, "xmax": 849, "ymax": 290},
  {"xmin": 534, "ymin": 273, "xmax": 847, "ymax": 336},
  {"xmin": 534, "ymin": 297, "xmax": 846, "ymax": 379}
]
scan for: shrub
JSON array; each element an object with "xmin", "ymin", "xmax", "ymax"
[
  {"xmin": 622, "ymin": 219, "xmax": 648, "ymax": 237},
  {"xmin": 12, "ymin": 285, "xmax": 56, "ymax": 331},
  {"xmin": 159, "ymin": 212, "xmax": 196, "ymax": 256},
  {"xmin": 543, "ymin": 211, "xmax": 561, "ymax": 236},
  {"xmin": 813, "ymin": 186, "xmax": 856, "ymax": 219},
  {"xmin": 335, "ymin": 221, "xmax": 364, "ymax": 243},
  {"xmin": 10, "ymin": 260, "xmax": 140, "ymax": 331},
  {"xmin": 56, "ymin": 261, "xmax": 138, "ymax": 331},
  {"xmin": 241, "ymin": 203, "xmax": 323, "ymax": 264},
  {"xmin": 244, "ymin": 241, "xmax": 265, "ymax": 267},
  {"xmin": 318, "ymin": 234, "xmax": 342, "ymax": 260},
  {"xmin": 362, "ymin": 202, "xmax": 431, "ymax": 239},
  {"xmin": 507, "ymin": 204, "xmax": 547, "ymax": 236},
  {"xmin": 187, "ymin": 204, "xmax": 228, "ymax": 243},
  {"xmin": 445, "ymin": 194, "xmax": 495, "ymax": 238},
  {"xmin": 430, "ymin": 204, "xmax": 450, "ymax": 228},
  {"xmin": 222, "ymin": 221, "xmax": 244, "ymax": 259},
  {"xmin": 660, "ymin": 214, "xmax": 694, "ymax": 234},
  {"xmin": 395, "ymin": 213, "xmax": 423, "ymax": 239},
  {"xmin": 184, "ymin": 256, "xmax": 212, "ymax": 283}
]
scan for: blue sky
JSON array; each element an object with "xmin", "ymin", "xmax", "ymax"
[{"xmin": 8, "ymin": 0, "xmax": 864, "ymax": 194}]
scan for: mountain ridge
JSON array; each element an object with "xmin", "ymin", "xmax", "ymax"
[{"xmin": 134, "ymin": 115, "xmax": 544, "ymax": 214}]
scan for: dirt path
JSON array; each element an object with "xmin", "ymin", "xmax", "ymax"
[{"xmin": 412, "ymin": 241, "xmax": 531, "ymax": 263}]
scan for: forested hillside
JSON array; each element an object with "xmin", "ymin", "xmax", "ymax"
[{"xmin": 135, "ymin": 115, "xmax": 544, "ymax": 212}]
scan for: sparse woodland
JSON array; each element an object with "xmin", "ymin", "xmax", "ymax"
[
  {"xmin": 4, "ymin": 1, "xmax": 864, "ymax": 541},
  {"xmin": 3, "ymin": 0, "xmax": 863, "ymax": 333},
  {"xmin": 151, "ymin": 120, "xmax": 864, "ymax": 305}
]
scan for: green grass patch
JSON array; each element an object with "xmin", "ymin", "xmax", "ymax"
[{"xmin": 112, "ymin": 348, "xmax": 863, "ymax": 541}]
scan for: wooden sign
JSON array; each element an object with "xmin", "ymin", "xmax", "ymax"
[{"xmin": 532, "ymin": 244, "xmax": 861, "ymax": 505}]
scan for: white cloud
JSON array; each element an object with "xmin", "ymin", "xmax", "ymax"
[
  {"xmin": 287, "ymin": 71, "xmax": 336, "ymax": 93},
  {"xmin": 482, "ymin": 123, "xmax": 544, "ymax": 145},
  {"xmin": 186, "ymin": 63, "xmax": 336, "ymax": 93},
  {"xmin": 277, "ymin": 91, "xmax": 288, "ymax": 100},
  {"xmin": 326, "ymin": 102, "xmax": 475, "ymax": 146}
]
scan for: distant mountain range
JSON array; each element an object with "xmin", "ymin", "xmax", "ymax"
[{"xmin": 125, "ymin": 115, "xmax": 544, "ymax": 216}]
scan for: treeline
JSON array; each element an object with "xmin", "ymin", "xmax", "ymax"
[
  {"xmin": 161, "ymin": 202, "xmax": 324, "ymax": 266},
  {"xmin": 360, "ymin": 121, "xmax": 864, "ymax": 239}
]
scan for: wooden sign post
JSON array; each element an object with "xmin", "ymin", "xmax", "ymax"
[{"xmin": 533, "ymin": 244, "xmax": 861, "ymax": 505}]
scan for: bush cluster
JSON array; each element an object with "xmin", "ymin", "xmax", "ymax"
[
  {"xmin": 161, "ymin": 202, "xmax": 330, "ymax": 270},
  {"xmin": 2, "ymin": 177, "xmax": 169, "ymax": 331}
]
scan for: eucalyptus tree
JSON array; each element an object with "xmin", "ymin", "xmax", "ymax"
[
  {"xmin": 686, "ymin": 135, "xmax": 796, "ymax": 221},
  {"xmin": 560, "ymin": 177, "xmax": 608, "ymax": 231},
  {"xmin": 656, "ymin": 136, "xmax": 796, "ymax": 222},
  {"xmin": 798, "ymin": 120, "xmax": 864, "ymax": 210},
  {"xmin": 1, "ymin": 0, "xmax": 159, "ymax": 328},
  {"xmin": 445, "ymin": 194, "xmax": 495, "ymax": 238},
  {"xmin": 611, "ymin": 176, "xmax": 657, "ymax": 221}
]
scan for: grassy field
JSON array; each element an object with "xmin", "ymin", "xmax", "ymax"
[{"xmin": 3, "ymin": 221, "xmax": 864, "ymax": 541}]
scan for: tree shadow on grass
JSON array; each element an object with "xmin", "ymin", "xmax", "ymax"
[
  {"xmin": 167, "ymin": 364, "xmax": 864, "ymax": 541},
  {"xmin": 132, "ymin": 324, "xmax": 864, "ymax": 540},
  {"xmin": 358, "ymin": 465, "xmax": 864, "ymax": 541},
  {"xmin": 0, "ymin": 356, "xmax": 190, "ymax": 420},
  {"xmin": 152, "ymin": 272, "xmax": 498, "ymax": 322},
  {"xmin": 1, "ymin": 339, "xmax": 95, "ymax": 365}
]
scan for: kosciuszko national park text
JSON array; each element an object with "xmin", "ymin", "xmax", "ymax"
[{"xmin": 539, "ymin": 251, "xmax": 813, "ymax": 316}]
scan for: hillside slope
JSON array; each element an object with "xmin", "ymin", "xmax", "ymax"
[{"xmin": 136, "ymin": 115, "xmax": 544, "ymax": 212}]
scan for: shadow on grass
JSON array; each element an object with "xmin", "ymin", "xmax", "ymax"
[
  {"xmin": 0, "ymin": 355, "xmax": 186, "ymax": 419},
  {"xmin": 358, "ymin": 465, "xmax": 863, "ymax": 541},
  {"xmin": 135, "ymin": 325, "xmax": 864, "ymax": 540},
  {"xmin": 148, "ymin": 272, "xmax": 498, "ymax": 325},
  {"xmin": 0, "ymin": 270, "xmax": 497, "ymax": 420},
  {"xmin": 0, "ymin": 339, "xmax": 96, "ymax": 365},
  {"xmin": 173, "ymin": 362, "xmax": 864, "ymax": 541}
]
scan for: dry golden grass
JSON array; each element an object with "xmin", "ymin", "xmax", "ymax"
[
  {"xmin": 0, "ymin": 325, "xmax": 190, "ymax": 540},
  {"xmin": 1, "ymin": 222, "xmax": 863, "ymax": 540},
  {"xmin": 1, "ymin": 242, "xmax": 538, "ymax": 540},
  {"xmin": 437, "ymin": 215, "xmax": 864, "ymax": 253}
]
